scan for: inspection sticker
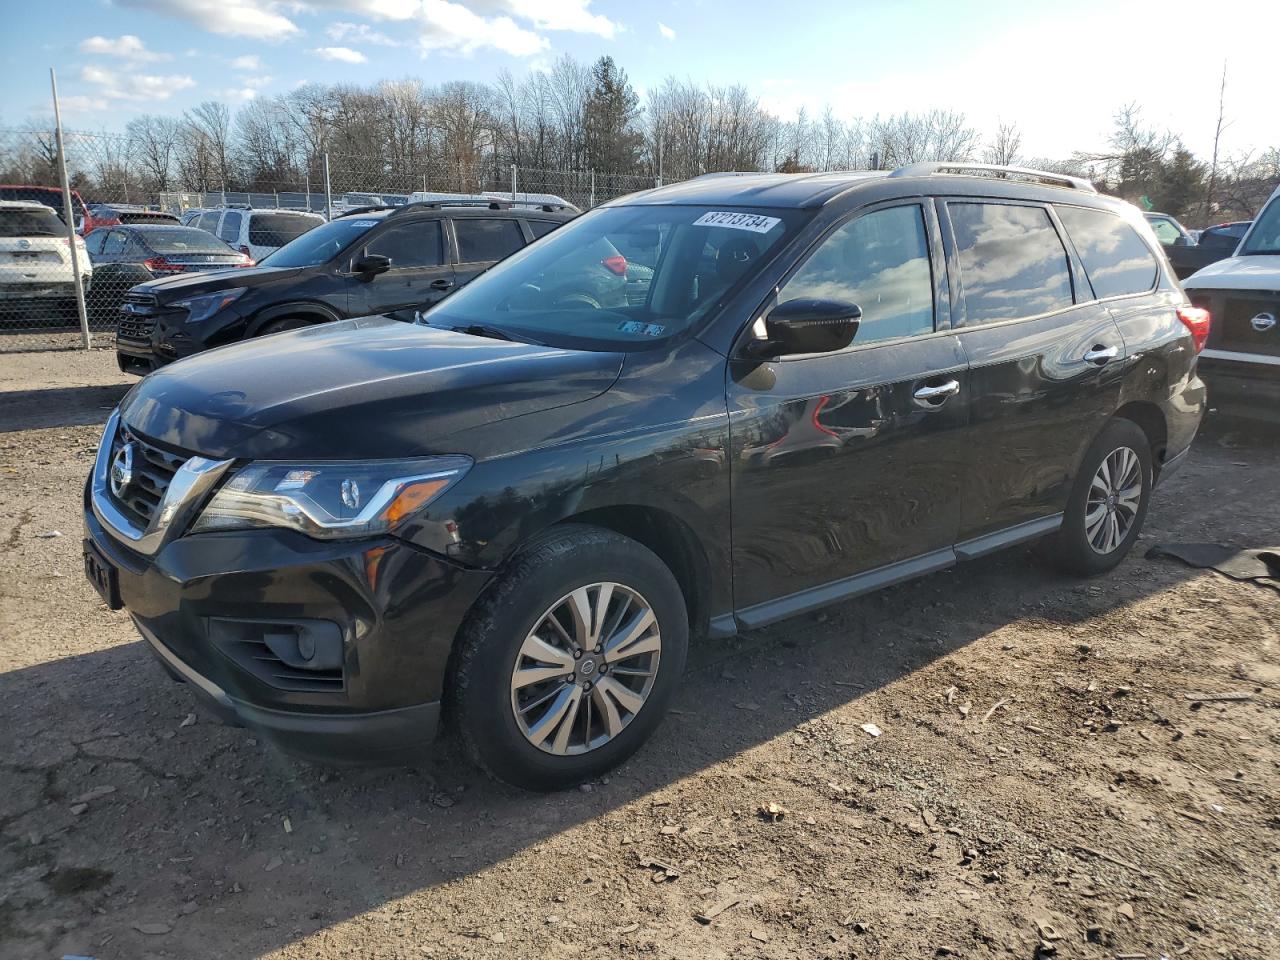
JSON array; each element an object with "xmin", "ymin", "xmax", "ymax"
[{"xmin": 691, "ymin": 211, "xmax": 781, "ymax": 233}]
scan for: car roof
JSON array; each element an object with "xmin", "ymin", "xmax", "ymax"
[{"xmin": 613, "ymin": 165, "xmax": 1107, "ymax": 211}]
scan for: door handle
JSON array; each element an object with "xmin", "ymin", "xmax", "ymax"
[
  {"xmin": 430, "ymin": 278, "xmax": 454, "ymax": 291},
  {"xmin": 913, "ymin": 379, "xmax": 960, "ymax": 403},
  {"xmin": 1083, "ymin": 345, "xmax": 1118, "ymax": 364}
]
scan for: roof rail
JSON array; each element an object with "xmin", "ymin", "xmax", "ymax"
[
  {"xmin": 384, "ymin": 198, "xmax": 577, "ymax": 220},
  {"xmin": 889, "ymin": 162, "xmax": 1096, "ymax": 193}
]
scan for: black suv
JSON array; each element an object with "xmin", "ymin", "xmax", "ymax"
[
  {"xmin": 115, "ymin": 200, "xmax": 576, "ymax": 375},
  {"xmin": 84, "ymin": 164, "xmax": 1207, "ymax": 790}
]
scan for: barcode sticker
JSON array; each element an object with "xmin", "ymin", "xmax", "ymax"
[{"xmin": 691, "ymin": 211, "xmax": 781, "ymax": 233}]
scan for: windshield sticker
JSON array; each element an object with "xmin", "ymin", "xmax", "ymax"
[
  {"xmin": 347, "ymin": 220, "xmax": 379, "ymax": 227},
  {"xmin": 691, "ymin": 211, "xmax": 781, "ymax": 234},
  {"xmin": 618, "ymin": 320, "xmax": 666, "ymax": 337}
]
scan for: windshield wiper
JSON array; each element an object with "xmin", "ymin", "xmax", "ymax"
[{"xmin": 447, "ymin": 323, "xmax": 544, "ymax": 345}]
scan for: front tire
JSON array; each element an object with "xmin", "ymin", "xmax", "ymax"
[
  {"xmin": 448, "ymin": 525, "xmax": 688, "ymax": 791},
  {"xmin": 1054, "ymin": 418, "xmax": 1153, "ymax": 576}
]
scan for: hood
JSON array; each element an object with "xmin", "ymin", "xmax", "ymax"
[
  {"xmin": 137, "ymin": 264, "xmax": 304, "ymax": 297},
  {"xmin": 1182, "ymin": 255, "xmax": 1280, "ymax": 290},
  {"xmin": 121, "ymin": 315, "xmax": 624, "ymax": 459}
]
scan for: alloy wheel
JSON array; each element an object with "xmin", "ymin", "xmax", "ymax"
[
  {"xmin": 1085, "ymin": 445, "xmax": 1143, "ymax": 554},
  {"xmin": 510, "ymin": 582, "xmax": 662, "ymax": 756}
]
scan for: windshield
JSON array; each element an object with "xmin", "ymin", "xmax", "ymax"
[
  {"xmin": 249, "ymin": 212, "xmax": 321, "ymax": 248},
  {"xmin": 258, "ymin": 216, "xmax": 378, "ymax": 267},
  {"xmin": 425, "ymin": 204, "xmax": 808, "ymax": 350},
  {"xmin": 1239, "ymin": 196, "xmax": 1280, "ymax": 256},
  {"xmin": 140, "ymin": 228, "xmax": 238, "ymax": 255},
  {"xmin": 0, "ymin": 207, "xmax": 64, "ymax": 237}
]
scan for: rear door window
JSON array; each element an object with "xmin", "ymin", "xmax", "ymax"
[
  {"xmin": 949, "ymin": 202, "xmax": 1074, "ymax": 324},
  {"xmin": 196, "ymin": 211, "xmax": 221, "ymax": 232},
  {"xmin": 218, "ymin": 211, "xmax": 242, "ymax": 243},
  {"xmin": 248, "ymin": 213, "xmax": 319, "ymax": 248},
  {"xmin": 1056, "ymin": 205, "xmax": 1158, "ymax": 299},
  {"xmin": 454, "ymin": 218, "xmax": 526, "ymax": 263},
  {"xmin": 778, "ymin": 204, "xmax": 935, "ymax": 345},
  {"xmin": 364, "ymin": 221, "xmax": 444, "ymax": 268},
  {"xmin": 527, "ymin": 220, "xmax": 561, "ymax": 239}
]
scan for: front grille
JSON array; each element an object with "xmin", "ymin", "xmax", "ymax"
[
  {"xmin": 1190, "ymin": 288, "xmax": 1280, "ymax": 358},
  {"xmin": 117, "ymin": 292, "xmax": 158, "ymax": 343},
  {"xmin": 107, "ymin": 422, "xmax": 189, "ymax": 529}
]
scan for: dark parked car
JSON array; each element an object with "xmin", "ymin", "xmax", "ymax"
[
  {"xmin": 1166, "ymin": 220, "xmax": 1251, "ymax": 279},
  {"xmin": 1183, "ymin": 184, "xmax": 1280, "ymax": 420},
  {"xmin": 114, "ymin": 200, "xmax": 576, "ymax": 375},
  {"xmin": 87, "ymin": 204, "xmax": 182, "ymax": 227},
  {"xmin": 84, "ymin": 224, "xmax": 251, "ymax": 321},
  {"xmin": 84, "ymin": 164, "xmax": 1207, "ymax": 790}
]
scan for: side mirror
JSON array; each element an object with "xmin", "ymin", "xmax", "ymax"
[
  {"xmin": 353, "ymin": 254, "xmax": 391, "ymax": 279},
  {"xmin": 1172, "ymin": 235, "xmax": 1192, "ymax": 247},
  {"xmin": 74, "ymin": 216, "xmax": 85, "ymax": 234},
  {"xmin": 750, "ymin": 298, "xmax": 862, "ymax": 357}
]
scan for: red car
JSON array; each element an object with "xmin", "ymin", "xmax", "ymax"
[{"xmin": 0, "ymin": 184, "xmax": 99, "ymax": 234}]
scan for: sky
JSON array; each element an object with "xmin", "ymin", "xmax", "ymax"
[{"xmin": 2, "ymin": 0, "xmax": 1278, "ymax": 164}]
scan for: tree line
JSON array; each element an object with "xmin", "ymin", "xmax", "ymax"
[{"xmin": 1, "ymin": 54, "xmax": 1277, "ymax": 224}]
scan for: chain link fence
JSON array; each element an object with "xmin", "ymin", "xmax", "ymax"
[{"xmin": 0, "ymin": 122, "xmax": 678, "ymax": 352}]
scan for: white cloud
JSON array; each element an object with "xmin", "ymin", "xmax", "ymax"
[
  {"xmin": 327, "ymin": 21, "xmax": 401, "ymax": 46},
  {"xmin": 60, "ymin": 95, "xmax": 110, "ymax": 114},
  {"xmin": 116, "ymin": 0, "xmax": 300, "ymax": 40},
  {"xmin": 79, "ymin": 65, "xmax": 196, "ymax": 102},
  {"xmin": 416, "ymin": 0, "xmax": 547, "ymax": 57},
  {"xmin": 312, "ymin": 46, "xmax": 369, "ymax": 63},
  {"xmin": 500, "ymin": 0, "xmax": 617, "ymax": 38},
  {"xmin": 220, "ymin": 75, "xmax": 274, "ymax": 101},
  {"xmin": 229, "ymin": 54, "xmax": 262, "ymax": 71},
  {"xmin": 78, "ymin": 34, "xmax": 171, "ymax": 62},
  {"xmin": 657, "ymin": 21, "xmax": 675, "ymax": 41}
]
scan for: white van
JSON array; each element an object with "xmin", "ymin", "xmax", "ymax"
[{"xmin": 192, "ymin": 208, "xmax": 325, "ymax": 262}]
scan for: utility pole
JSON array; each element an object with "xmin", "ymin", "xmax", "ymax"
[{"xmin": 50, "ymin": 68, "xmax": 90, "ymax": 349}]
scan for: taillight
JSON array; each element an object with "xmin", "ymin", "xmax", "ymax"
[
  {"xmin": 601, "ymin": 254, "xmax": 627, "ymax": 276},
  {"xmin": 1177, "ymin": 305, "xmax": 1211, "ymax": 353},
  {"xmin": 236, "ymin": 252, "xmax": 255, "ymax": 268},
  {"xmin": 143, "ymin": 256, "xmax": 179, "ymax": 273}
]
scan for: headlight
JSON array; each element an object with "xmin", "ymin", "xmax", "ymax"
[
  {"xmin": 191, "ymin": 456, "xmax": 471, "ymax": 540},
  {"xmin": 173, "ymin": 287, "xmax": 247, "ymax": 324}
]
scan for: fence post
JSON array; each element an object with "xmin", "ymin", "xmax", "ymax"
[
  {"xmin": 323, "ymin": 152, "xmax": 333, "ymax": 221},
  {"xmin": 511, "ymin": 164, "xmax": 517, "ymax": 202},
  {"xmin": 49, "ymin": 68, "xmax": 91, "ymax": 350},
  {"xmin": 590, "ymin": 169, "xmax": 596, "ymax": 208}
]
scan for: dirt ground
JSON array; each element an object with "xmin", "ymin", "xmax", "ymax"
[{"xmin": 1, "ymin": 346, "xmax": 1277, "ymax": 960}]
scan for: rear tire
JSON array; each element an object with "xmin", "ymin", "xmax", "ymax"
[
  {"xmin": 1053, "ymin": 418, "xmax": 1153, "ymax": 577},
  {"xmin": 258, "ymin": 317, "xmax": 312, "ymax": 335},
  {"xmin": 448, "ymin": 525, "xmax": 688, "ymax": 791}
]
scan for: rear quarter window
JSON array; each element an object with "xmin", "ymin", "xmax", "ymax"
[{"xmin": 1056, "ymin": 206, "xmax": 1158, "ymax": 299}]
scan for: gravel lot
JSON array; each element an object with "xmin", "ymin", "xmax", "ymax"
[{"xmin": 1, "ymin": 347, "xmax": 1277, "ymax": 960}]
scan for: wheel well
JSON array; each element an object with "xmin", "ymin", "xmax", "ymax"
[
  {"xmin": 561, "ymin": 506, "xmax": 711, "ymax": 638},
  {"xmin": 251, "ymin": 312, "xmax": 324, "ymax": 336},
  {"xmin": 1114, "ymin": 401, "xmax": 1168, "ymax": 468}
]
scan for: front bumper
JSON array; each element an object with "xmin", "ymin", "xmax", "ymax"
[
  {"xmin": 1199, "ymin": 354, "xmax": 1280, "ymax": 421},
  {"xmin": 85, "ymin": 476, "xmax": 493, "ymax": 764}
]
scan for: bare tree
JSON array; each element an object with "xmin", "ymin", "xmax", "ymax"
[{"xmin": 984, "ymin": 122, "xmax": 1022, "ymax": 166}]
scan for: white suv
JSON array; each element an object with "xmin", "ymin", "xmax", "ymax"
[
  {"xmin": 191, "ymin": 208, "xmax": 325, "ymax": 263},
  {"xmin": 0, "ymin": 200, "xmax": 93, "ymax": 322},
  {"xmin": 1182, "ymin": 183, "xmax": 1280, "ymax": 421}
]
